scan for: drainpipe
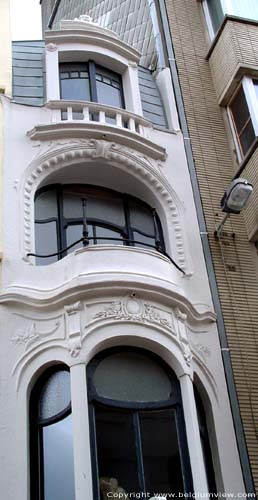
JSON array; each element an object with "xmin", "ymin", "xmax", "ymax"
[{"xmin": 157, "ymin": 0, "xmax": 255, "ymax": 495}]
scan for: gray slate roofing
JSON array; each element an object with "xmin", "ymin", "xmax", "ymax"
[{"xmin": 11, "ymin": 41, "xmax": 167, "ymax": 128}]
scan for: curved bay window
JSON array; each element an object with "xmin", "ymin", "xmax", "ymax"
[
  {"xmin": 34, "ymin": 185, "xmax": 165, "ymax": 265},
  {"xmin": 87, "ymin": 348, "xmax": 193, "ymax": 499},
  {"xmin": 60, "ymin": 62, "xmax": 124, "ymax": 108},
  {"xmin": 30, "ymin": 366, "xmax": 75, "ymax": 500}
]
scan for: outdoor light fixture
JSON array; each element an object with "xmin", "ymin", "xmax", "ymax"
[
  {"xmin": 215, "ymin": 178, "xmax": 253, "ymax": 237},
  {"xmin": 220, "ymin": 178, "xmax": 253, "ymax": 214}
]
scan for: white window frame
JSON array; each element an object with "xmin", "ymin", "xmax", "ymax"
[{"xmin": 227, "ymin": 77, "xmax": 258, "ymax": 161}]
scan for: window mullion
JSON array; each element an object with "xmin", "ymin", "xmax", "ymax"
[
  {"xmin": 89, "ymin": 61, "xmax": 98, "ymax": 103},
  {"xmin": 57, "ymin": 186, "xmax": 66, "ymax": 258},
  {"xmin": 133, "ymin": 412, "xmax": 146, "ymax": 494}
]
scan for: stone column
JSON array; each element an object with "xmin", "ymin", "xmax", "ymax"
[
  {"xmin": 180, "ymin": 373, "xmax": 209, "ymax": 496},
  {"xmin": 70, "ymin": 363, "xmax": 93, "ymax": 500}
]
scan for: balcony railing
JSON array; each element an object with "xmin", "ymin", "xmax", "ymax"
[{"xmin": 46, "ymin": 100, "xmax": 152, "ymax": 139}]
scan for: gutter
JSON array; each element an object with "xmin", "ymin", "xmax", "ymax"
[{"xmin": 157, "ymin": 0, "xmax": 255, "ymax": 495}]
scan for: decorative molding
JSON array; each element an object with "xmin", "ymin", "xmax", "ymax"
[
  {"xmin": 191, "ymin": 342, "xmax": 211, "ymax": 360},
  {"xmin": 65, "ymin": 301, "xmax": 82, "ymax": 357},
  {"xmin": 11, "ymin": 320, "xmax": 60, "ymax": 350},
  {"xmin": 22, "ymin": 139, "xmax": 189, "ymax": 272},
  {"xmin": 92, "ymin": 293, "xmax": 173, "ymax": 332},
  {"xmin": 45, "ymin": 43, "xmax": 58, "ymax": 52},
  {"xmin": 175, "ymin": 307, "xmax": 192, "ymax": 367}
]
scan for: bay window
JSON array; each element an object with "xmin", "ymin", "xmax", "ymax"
[
  {"xmin": 34, "ymin": 185, "xmax": 165, "ymax": 265},
  {"xmin": 202, "ymin": 0, "xmax": 258, "ymax": 38},
  {"xmin": 59, "ymin": 62, "xmax": 124, "ymax": 109}
]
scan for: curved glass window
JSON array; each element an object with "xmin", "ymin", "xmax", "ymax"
[
  {"xmin": 30, "ymin": 366, "xmax": 75, "ymax": 500},
  {"xmin": 60, "ymin": 62, "xmax": 124, "ymax": 109},
  {"xmin": 87, "ymin": 348, "xmax": 193, "ymax": 499},
  {"xmin": 34, "ymin": 185, "xmax": 165, "ymax": 265}
]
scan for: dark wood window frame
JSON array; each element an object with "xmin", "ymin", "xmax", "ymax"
[{"xmin": 87, "ymin": 347, "xmax": 193, "ymax": 500}]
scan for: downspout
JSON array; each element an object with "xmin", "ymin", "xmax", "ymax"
[{"xmin": 157, "ymin": 0, "xmax": 255, "ymax": 495}]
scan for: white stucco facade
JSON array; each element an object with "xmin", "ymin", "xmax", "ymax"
[{"xmin": 0, "ymin": 18, "xmax": 245, "ymax": 500}]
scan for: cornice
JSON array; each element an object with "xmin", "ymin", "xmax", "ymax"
[{"xmin": 45, "ymin": 29, "xmax": 140, "ymax": 63}]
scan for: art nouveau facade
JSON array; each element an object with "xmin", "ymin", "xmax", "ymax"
[{"xmin": 0, "ymin": 15, "xmax": 246, "ymax": 500}]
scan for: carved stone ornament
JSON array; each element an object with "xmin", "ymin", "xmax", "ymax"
[
  {"xmin": 11, "ymin": 320, "xmax": 60, "ymax": 350},
  {"xmin": 45, "ymin": 43, "xmax": 58, "ymax": 52},
  {"xmin": 65, "ymin": 301, "xmax": 82, "ymax": 357},
  {"xmin": 93, "ymin": 293, "xmax": 173, "ymax": 331}
]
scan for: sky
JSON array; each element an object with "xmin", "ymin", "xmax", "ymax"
[{"xmin": 11, "ymin": 0, "xmax": 42, "ymax": 40}]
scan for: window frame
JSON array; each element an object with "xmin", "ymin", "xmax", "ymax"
[
  {"xmin": 59, "ymin": 60, "xmax": 125, "ymax": 110},
  {"xmin": 29, "ymin": 364, "xmax": 72, "ymax": 500},
  {"xmin": 34, "ymin": 184, "xmax": 165, "ymax": 263},
  {"xmin": 227, "ymin": 77, "xmax": 258, "ymax": 161},
  {"xmin": 87, "ymin": 347, "xmax": 193, "ymax": 500}
]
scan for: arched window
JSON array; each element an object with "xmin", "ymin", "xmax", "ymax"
[
  {"xmin": 34, "ymin": 185, "xmax": 165, "ymax": 265},
  {"xmin": 30, "ymin": 365, "xmax": 75, "ymax": 500},
  {"xmin": 87, "ymin": 348, "xmax": 193, "ymax": 499}
]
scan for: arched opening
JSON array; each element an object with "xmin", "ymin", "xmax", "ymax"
[
  {"xmin": 29, "ymin": 364, "xmax": 75, "ymax": 500},
  {"xmin": 87, "ymin": 347, "xmax": 193, "ymax": 499}
]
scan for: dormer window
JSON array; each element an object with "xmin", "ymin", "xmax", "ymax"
[{"xmin": 59, "ymin": 62, "xmax": 124, "ymax": 109}]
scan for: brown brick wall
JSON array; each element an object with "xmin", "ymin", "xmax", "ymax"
[
  {"xmin": 164, "ymin": 0, "xmax": 258, "ymax": 491},
  {"xmin": 208, "ymin": 19, "xmax": 258, "ymax": 103}
]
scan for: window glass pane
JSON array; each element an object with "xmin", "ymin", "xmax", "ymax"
[
  {"xmin": 66, "ymin": 224, "xmax": 94, "ymax": 252},
  {"xmin": 206, "ymin": 0, "xmax": 224, "ymax": 33},
  {"xmin": 140, "ymin": 409, "xmax": 184, "ymax": 496},
  {"xmin": 132, "ymin": 232, "xmax": 156, "ymax": 249},
  {"xmin": 95, "ymin": 407, "xmax": 140, "ymax": 495},
  {"xmin": 43, "ymin": 414, "xmax": 75, "ymax": 500},
  {"xmin": 35, "ymin": 190, "xmax": 58, "ymax": 220},
  {"xmin": 230, "ymin": 0, "xmax": 258, "ymax": 21},
  {"xmin": 230, "ymin": 86, "xmax": 250, "ymax": 134},
  {"xmin": 96, "ymin": 81, "xmax": 122, "ymax": 108},
  {"xmin": 35, "ymin": 221, "xmax": 58, "ymax": 265},
  {"xmin": 60, "ymin": 78, "xmax": 90, "ymax": 101},
  {"xmin": 239, "ymin": 119, "xmax": 255, "ymax": 155},
  {"xmin": 94, "ymin": 352, "xmax": 171, "ymax": 402},
  {"xmin": 63, "ymin": 190, "xmax": 125, "ymax": 226},
  {"xmin": 129, "ymin": 200, "xmax": 155, "ymax": 235},
  {"xmin": 95, "ymin": 226, "xmax": 123, "ymax": 245},
  {"xmin": 87, "ymin": 194, "xmax": 125, "ymax": 225},
  {"xmin": 38, "ymin": 370, "xmax": 71, "ymax": 421}
]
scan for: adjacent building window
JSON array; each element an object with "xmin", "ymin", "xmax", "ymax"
[
  {"xmin": 203, "ymin": 0, "xmax": 258, "ymax": 38},
  {"xmin": 34, "ymin": 185, "xmax": 165, "ymax": 265},
  {"xmin": 59, "ymin": 62, "xmax": 124, "ymax": 109},
  {"xmin": 87, "ymin": 348, "xmax": 193, "ymax": 499},
  {"xmin": 228, "ymin": 78, "xmax": 258, "ymax": 160},
  {"xmin": 30, "ymin": 365, "xmax": 75, "ymax": 500}
]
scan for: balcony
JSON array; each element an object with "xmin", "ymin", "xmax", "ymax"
[
  {"xmin": 207, "ymin": 16, "xmax": 258, "ymax": 104},
  {"xmin": 27, "ymin": 100, "xmax": 166, "ymax": 160},
  {"xmin": 2, "ymin": 245, "xmax": 186, "ymax": 305}
]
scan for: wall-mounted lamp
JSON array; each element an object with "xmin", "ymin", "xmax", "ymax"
[{"xmin": 215, "ymin": 178, "xmax": 253, "ymax": 237}]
